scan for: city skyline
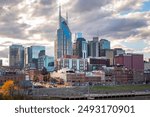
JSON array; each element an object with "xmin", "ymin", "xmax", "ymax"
[{"xmin": 0, "ymin": 0, "xmax": 150, "ymax": 65}]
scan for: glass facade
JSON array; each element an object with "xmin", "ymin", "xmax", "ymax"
[
  {"xmin": 31, "ymin": 46, "xmax": 45, "ymax": 59},
  {"xmin": 38, "ymin": 56, "xmax": 54, "ymax": 72},
  {"xmin": 100, "ymin": 39, "xmax": 110, "ymax": 49},
  {"xmin": 75, "ymin": 37, "xmax": 87, "ymax": 58},
  {"xmin": 55, "ymin": 6, "xmax": 72, "ymax": 60},
  {"xmin": 9, "ymin": 44, "xmax": 24, "ymax": 69},
  {"xmin": 25, "ymin": 46, "xmax": 45, "ymax": 69},
  {"xmin": 88, "ymin": 37, "xmax": 99, "ymax": 57}
]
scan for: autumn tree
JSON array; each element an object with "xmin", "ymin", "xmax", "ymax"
[{"xmin": 1, "ymin": 80, "xmax": 14, "ymax": 97}]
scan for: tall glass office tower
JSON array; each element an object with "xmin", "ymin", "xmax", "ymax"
[
  {"xmin": 55, "ymin": 6, "xmax": 72, "ymax": 60},
  {"xmin": 99, "ymin": 39, "xmax": 110, "ymax": 50},
  {"xmin": 25, "ymin": 46, "xmax": 45, "ymax": 69},
  {"xmin": 9, "ymin": 44, "xmax": 24, "ymax": 69}
]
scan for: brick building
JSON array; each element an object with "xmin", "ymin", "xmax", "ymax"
[
  {"xmin": 114, "ymin": 54, "xmax": 144, "ymax": 71},
  {"xmin": 87, "ymin": 57, "xmax": 110, "ymax": 71},
  {"xmin": 114, "ymin": 66, "xmax": 133, "ymax": 84},
  {"xmin": 0, "ymin": 70, "xmax": 25, "ymax": 85},
  {"xmin": 51, "ymin": 69, "xmax": 103, "ymax": 84}
]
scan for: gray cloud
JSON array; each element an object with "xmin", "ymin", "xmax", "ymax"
[
  {"xmin": 0, "ymin": 48, "xmax": 8, "ymax": 58},
  {"xmin": 40, "ymin": 0, "xmax": 54, "ymax": 6},
  {"xmin": 0, "ymin": 0, "xmax": 150, "ymax": 60},
  {"xmin": 0, "ymin": 0, "xmax": 20, "ymax": 6},
  {"xmin": 0, "ymin": 22, "xmax": 29, "ymax": 39},
  {"xmin": 31, "ymin": 0, "xmax": 56, "ymax": 17},
  {"xmin": 72, "ymin": 0, "xmax": 110, "ymax": 13}
]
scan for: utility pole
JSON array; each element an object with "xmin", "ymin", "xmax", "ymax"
[{"xmin": 88, "ymin": 81, "xmax": 90, "ymax": 99}]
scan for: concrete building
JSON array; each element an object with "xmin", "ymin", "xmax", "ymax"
[
  {"xmin": 100, "ymin": 49, "xmax": 114, "ymax": 65},
  {"xmin": 51, "ymin": 68, "xmax": 103, "ymax": 85},
  {"xmin": 144, "ymin": 70, "xmax": 150, "ymax": 83},
  {"xmin": 114, "ymin": 54, "xmax": 144, "ymax": 71},
  {"xmin": 88, "ymin": 37, "xmax": 99, "ymax": 57},
  {"xmin": 88, "ymin": 38, "xmax": 111, "ymax": 58},
  {"xmin": 133, "ymin": 71, "xmax": 144, "ymax": 84},
  {"xmin": 82, "ymin": 41, "xmax": 88, "ymax": 59},
  {"xmin": 87, "ymin": 57, "xmax": 110, "ymax": 71},
  {"xmin": 9, "ymin": 44, "xmax": 24, "ymax": 69},
  {"xmin": 73, "ymin": 42, "xmax": 77, "ymax": 56},
  {"xmin": 0, "ymin": 60, "xmax": 2, "ymax": 67},
  {"xmin": 57, "ymin": 56, "xmax": 87, "ymax": 71},
  {"xmin": 144, "ymin": 61, "xmax": 150, "ymax": 71}
]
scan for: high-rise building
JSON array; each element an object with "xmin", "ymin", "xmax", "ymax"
[
  {"xmin": 100, "ymin": 49, "xmax": 114, "ymax": 65},
  {"xmin": 73, "ymin": 42, "xmax": 77, "ymax": 56},
  {"xmin": 74, "ymin": 37, "xmax": 88, "ymax": 58},
  {"xmin": 9, "ymin": 44, "xmax": 24, "ymax": 69},
  {"xmin": 0, "ymin": 59, "xmax": 2, "ymax": 67},
  {"xmin": 55, "ymin": 6, "xmax": 72, "ymax": 61},
  {"xmin": 88, "ymin": 37, "xmax": 99, "ymax": 57},
  {"xmin": 24, "ymin": 47, "xmax": 31, "ymax": 67},
  {"xmin": 99, "ymin": 39, "xmax": 110, "ymax": 50},
  {"xmin": 99, "ymin": 39, "xmax": 110, "ymax": 56},
  {"xmin": 82, "ymin": 41, "xmax": 88, "ymax": 59},
  {"xmin": 25, "ymin": 46, "xmax": 45, "ymax": 69},
  {"xmin": 75, "ymin": 32, "xmax": 83, "ymax": 39}
]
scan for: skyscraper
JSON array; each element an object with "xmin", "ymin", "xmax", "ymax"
[
  {"xmin": 88, "ymin": 37, "xmax": 99, "ymax": 57},
  {"xmin": 100, "ymin": 49, "xmax": 114, "ymax": 65},
  {"xmin": 74, "ymin": 37, "xmax": 88, "ymax": 58},
  {"xmin": 99, "ymin": 39, "xmax": 111, "ymax": 57},
  {"xmin": 9, "ymin": 44, "xmax": 24, "ymax": 69},
  {"xmin": 99, "ymin": 39, "xmax": 110, "ymax": 50},
  {"xmin": 24, "ymin": 46, "xmax": 45, "ymax": 69},
  {"xmin": 55, "ymin": 6, "xmax": 72, "ymax": 61},
  {"xmin": 0, "ymin": 59, "xmax": 2, "ymax": 67}
]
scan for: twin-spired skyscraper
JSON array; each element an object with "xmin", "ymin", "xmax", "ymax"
[{"xmin": 55, "ymin": 6, "xmax": 72, "ymax": 61}]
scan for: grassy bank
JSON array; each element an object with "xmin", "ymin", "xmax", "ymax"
[{"xmin": 91, "ymin": 84, "xmax": 150, "ymax": 92}]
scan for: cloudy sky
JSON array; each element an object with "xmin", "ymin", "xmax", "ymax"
[{"xmin": 0, "ymin": 0, "xmax": 150, "ymax": 65}]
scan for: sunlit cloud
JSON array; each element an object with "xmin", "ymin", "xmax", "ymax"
[
  {"xmin": 57, "ymin": 0, "xmax": 70, "ymax": 6},
  {"xmin": 0, "ymin": 0, "xmax": 150, "ymax": 65}
]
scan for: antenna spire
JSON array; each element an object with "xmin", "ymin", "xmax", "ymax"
[
  {"xmin": 59, "ymin": 5, "xmax": 61, "ymax": 28},
  {"xmin": 66, "ymin": 11, "xmax": 68, "ymax": 24}
]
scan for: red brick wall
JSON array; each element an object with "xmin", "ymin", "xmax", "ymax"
[{"xmin": 0, "ymin": 74, "xmax": 25, "ymax": 84}]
